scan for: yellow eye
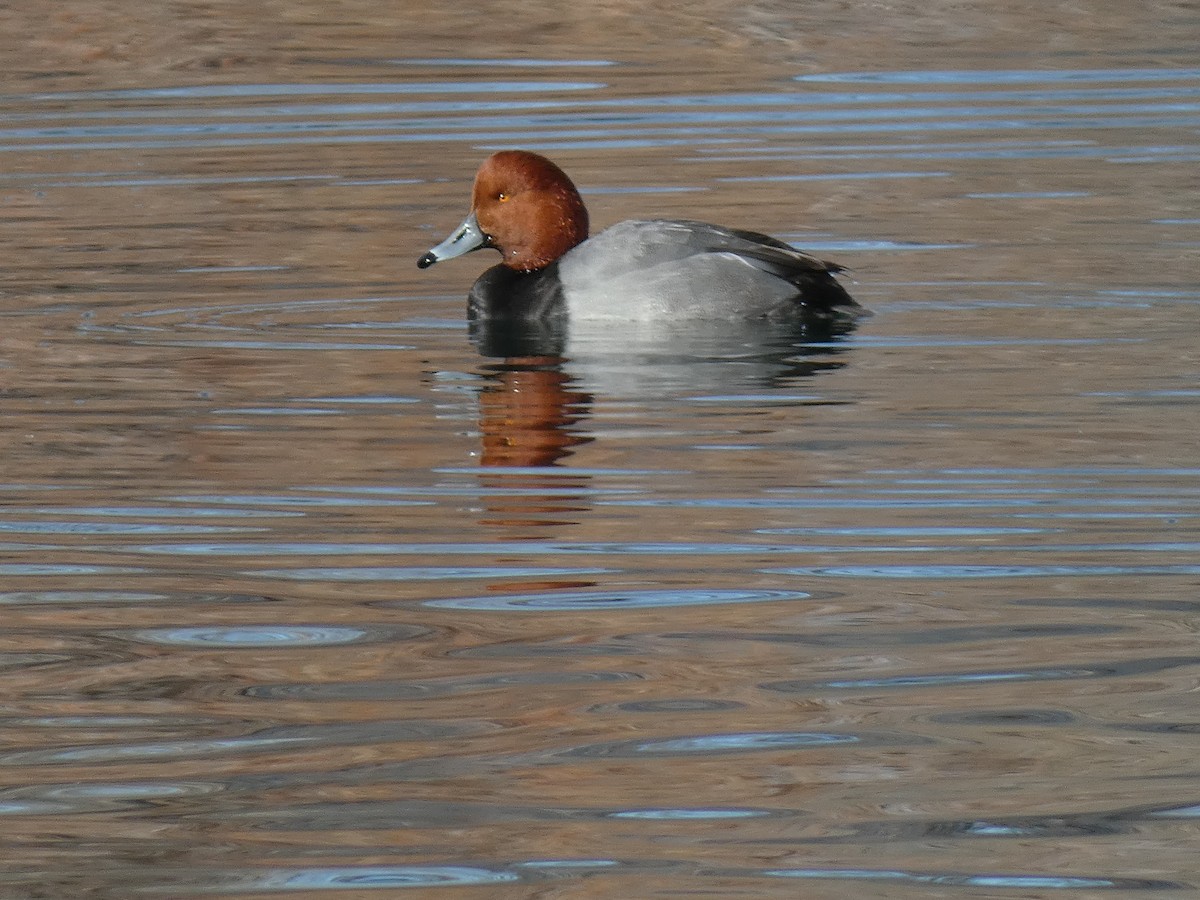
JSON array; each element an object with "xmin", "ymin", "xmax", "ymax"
[{"xmin": 497, "ymin": 192, "xmax": 509, "ymax": 201}]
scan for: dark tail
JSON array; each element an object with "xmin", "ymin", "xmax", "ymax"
[{"xmin": 801, "ymin": 263, "xmax": 865, "ymax": 317}]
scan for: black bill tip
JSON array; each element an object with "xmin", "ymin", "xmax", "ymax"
[{"xmin": 417, "ymin": 252, "xmax": 437, "ymax": 269}]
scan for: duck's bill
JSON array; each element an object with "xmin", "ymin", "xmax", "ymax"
[{"xmin": 417, "ymin": 212, "xmax": 489, "ymax": 269}]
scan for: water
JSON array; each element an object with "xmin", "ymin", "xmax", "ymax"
[{"xmin": 2, "ymin": 3, "xmax": 1199, "ymax": 897}]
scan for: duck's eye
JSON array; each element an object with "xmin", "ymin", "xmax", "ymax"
[{"xmin": 497, "ymin": 192, "xmax": 509, "ymax": 202}]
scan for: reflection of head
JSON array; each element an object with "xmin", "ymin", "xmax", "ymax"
[{"xmin": 478, "ymin": 358, "xmax": 593, "ymax": 469}]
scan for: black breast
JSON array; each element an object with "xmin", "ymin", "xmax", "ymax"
[{"xmin": 467, "ymin": 263, "xmax": 567, "ymax": 321}]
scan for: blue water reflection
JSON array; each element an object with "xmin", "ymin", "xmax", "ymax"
[
  {"xmin": 2, "ymin": 39, "xmax": 1199, "ymax": 900},
  {"xmin": 425, "ymin": 588, "xmax": 809, "ymax": 611}
]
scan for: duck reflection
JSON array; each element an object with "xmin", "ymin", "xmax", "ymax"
[
  {"xmin": 472, "ymin": 353, "xmax": 594, "ymax": 530},
  {"xmin": 470, "ymin": 314, "xmax": 858, "ymax": 532},
  {"xmin": 470, "ymin": 312, "xmax": 864, "ymax": 535},
  {"xmin": 477, "ymin": 356, "xmax": 593, "ymax": 469},
  {"xmin": 470, "ymin": 313, "xmax": 858, "ymax": 401}
]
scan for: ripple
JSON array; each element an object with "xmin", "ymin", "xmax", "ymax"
[
  {"xmin": 135, "ymin": 339, "xmax": 417, "ymax": 351},
  {"xmin": 179, "ymin": 263, "xmax": 295, "ymax": 272},
  {"xmin": 244, "ymin": 669, "xmax": 637, "ymax": 701},
  {"xmin": 117, "ymin": 625, "xmax": 420, "ymax": 648},
  {"xmin": 163, "ymin": 493, "xmax": 432, "ymax": 509},
  {"xmin": 604, "ymin": 494, "xmax": 1182, "ymax": 511},
  {"xmin": 795, "ymin": 68, "xmax": 1200, "ymax": 85},
  {"xmin": 392, "ymin": 58, "xmax": 615, "ymax": 67},
  {"xmin": 561, "ymin": 730, "xmax": 861, "ymax": 759},
  {"xmin": 722, "ymin": 170, "xmax": 951, "ymax": 182},
  {"xmin": 4, "ymin": 714, "xmax": 217, "ymax": 729},
  {"xmin": 766, "ymin": 564, "xmax": 1200, "ymax": 578},
  {"xmin": 21, "ymin": 780, "xmax": 217, "ymax": 798},
  {"xmin": 759, "ymin": 867, "xmax": 1145, "ymax": 889},
  {"xmin": 609, "ymin": 699, "xmax": 746, "ymax": 713},
  {"xmin": 687, "ymin": 393, "xmax": 824, "ymax": 403},
  {"xmin": 307, "ymin": 484, "xmax": 638, "ymax": 498},
  {"xmin": 0, "ymin": 799, "xmax": 75, "ymax": 815},
  {"xmin": 967, "ymin": 190, "xmax": 1092, "ymax": 198},
  {"xmin": 0, "ymin": 652, "xmax": 84, "ymax": 671},
  {"xmin": 774, "ymin": 670, "xmax": 1086, "ymax": 691},
  {"xmin": 134, "ymin": 540, "xmax": 841, "ymax": 557},
  {"xmin": 434, "ymin": 466, "xmax": 681, "ymax": 476},
  {"xmin": 929, "ymin": 709, "xmax": 1076, "ymax": 726},
  {"xmin": 515, "ymin": 859, "xmax": 621, "ymax": 870},
  {"xmin": 1149, "ymin": 804, "xmax": 1200, "ymax": 818},
  {"xmin": 31, "ymin": 81, "xmax": 606, "ymax": 102},
  {"xmin": 960, "ymin": 821, "xmax": 1081, "ymax": 837},
  {"xmin": 0, "ymin": 720, "xmax": 486, "ymax": 766},
  {"xmin": 424, "ymin": 588, "xmax": 809, "ymax": 611},
  {"xmin": 850, "ymin": 336, "xmax": 1137, "ymax": 348},
  {"xmin": 293, "ymin": 395, "xmax": 420, "ymax": 405},
  {"xmin": 0, "ymin": 780, "xmax": 224, "ymax": 816},
  {"xmin": 609, "ymin": 808, "xmax": 768, "ymax": 820},
  {"xmin": 0, "ymin": 564, "xmax": 148, "ymax": 576},
  {"xmin": 0, "ymin": 591, "xmax": 276, "ymax": 606},
  {"xmin": 251, "ymin": 566, "xmax": 612, "ymax": 582},
  {"xmin": 185, "ymin": 865, "xmax": 522, "ymax": 891},
  {"xmin": 641, "ymin": 732, "xmax": 857, "ymax": 753},
  {"xmin": 0, "ymin": 591, "xmax": 171, "ymax": 605},
  {"xmin": 767, "ymin": 656, "xmax": 1200, "ymax": 692},
  {"xmin": 211, "ymin": 407, "xmax": 344, "ymax": 417},
  {"xmin": 844, "ymin": 815, "xmax": 1129, "ymax": 841},
  {"xmin": 29, "ymin": 504, "xmax": 303, "ymax": 519},
  {"xmin": 756, "ymin": 526, "xmax": 1052, "ymax": 536},
  {"xmin": 0, "ymin": 735, "xmax": 310, "ymax": 766},
  {"xmin": 0, "ymin": 520, "xmax": 249, "ymax": 535}
]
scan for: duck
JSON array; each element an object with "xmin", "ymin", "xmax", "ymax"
[{"xmin": 418, "ymin": 150, "xmax": 862, "ymax": 322}]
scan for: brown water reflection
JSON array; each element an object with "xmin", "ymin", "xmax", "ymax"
[
  {"xmin": 3, "ymin": 1, "xmax": 1200, "ymax": 898},
  {"xmin": 477, "ymin": 359, "xmax": 591, "ymax": 468}
]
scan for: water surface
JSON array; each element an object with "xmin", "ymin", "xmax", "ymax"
[{"xmin": 1, "ymin": 4, "xmax": 1198, "ymax": 897}]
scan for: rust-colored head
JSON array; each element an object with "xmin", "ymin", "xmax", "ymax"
[{"xmin": 470, "ymin": 151, "xmax": 590, "ymax": 271}]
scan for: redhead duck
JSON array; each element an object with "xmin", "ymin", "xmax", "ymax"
[{"xmin": 418, "ymin": 151, "xmax": 861, "ymax": 321}]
